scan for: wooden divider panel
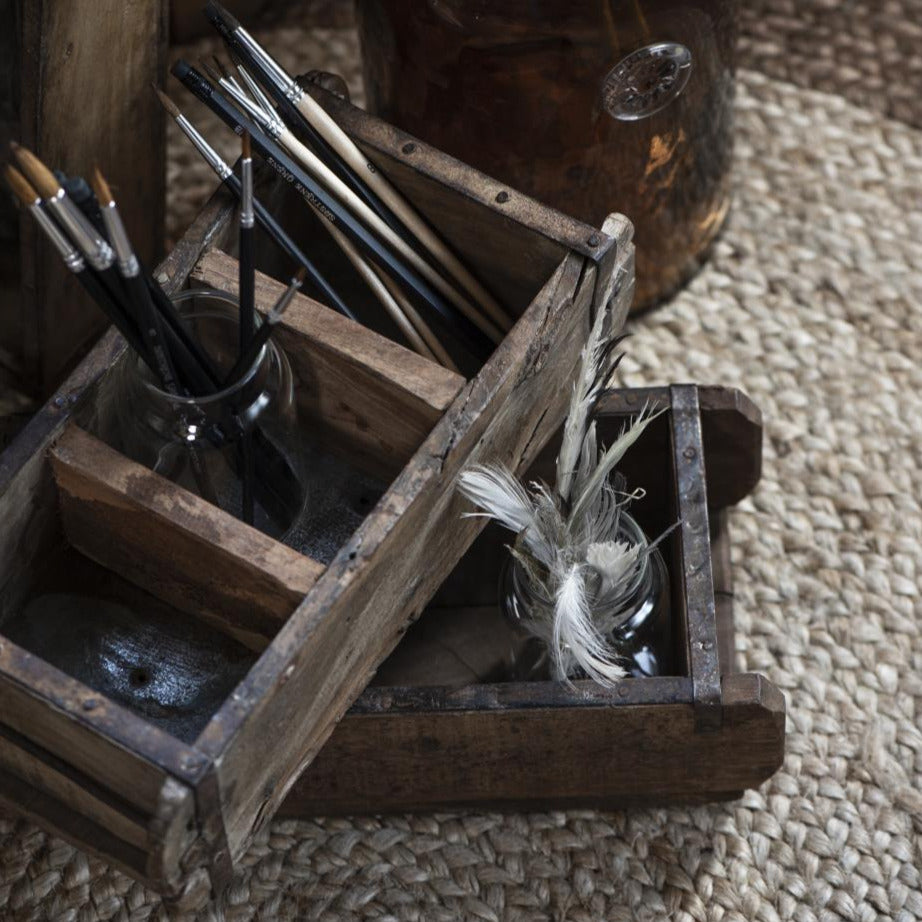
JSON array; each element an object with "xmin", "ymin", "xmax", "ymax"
[
  {"xmin": 192, "ymin": 250, "xmax": 466, "ymax": 478},
  {"xmin": 50, "ymin": 426, "xmax": 322, "ymax": 650}
]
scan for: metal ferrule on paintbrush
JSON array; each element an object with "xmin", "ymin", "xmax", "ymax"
[
  {"xmin": 11, "ymin": 143, "xmax": 114, "ymax": 270},
  {"xmin": 33, "ymin": 204, "xmax": 86, "ymax": 272},
  {"xmin": 5, "ymin": 165, "xmax": 85, "ymax": 272},
  {"xmin": 98, "ymin": 198, "xmax": 140, "ymax": 277},
  {"xmin": 205, "ymin": 1, "xmax": 300, "ymax": 102},
  {"xmin": 153, "ymin": 87, "xmax": 233, "ymax": 181},
  {"xmin": 45, "ymin": 187, "xmax": 114, "ymax": 270},
  {"xmin": 229, "ymin": 50, "xmax": 280, "ymax": 122},
  {"xmin": 240, "ymin": 139, "xmax": 254, "ymax": 230},
  {"xmin": 220, "ymin": 76, "xmax": 285, "ymax": 140}
]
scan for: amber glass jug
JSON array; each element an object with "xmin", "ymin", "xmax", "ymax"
[{"xmin": 356, "ymin": 0, "xmax": 737, "ymax": 310}]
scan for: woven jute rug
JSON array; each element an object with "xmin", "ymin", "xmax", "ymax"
[{"xmin": 3, "ymin": 14, "xmax": 922, "ymax": 922}]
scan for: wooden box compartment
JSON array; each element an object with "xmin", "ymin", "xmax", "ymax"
[
  {"xmin": 0, "ymin": 87, "xmax": 635, "ymax": 903},
  {"xmin": 286, "ymin": 386, "xmax": 786, "ymax": 816}
]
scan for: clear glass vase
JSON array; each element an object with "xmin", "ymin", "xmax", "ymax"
[
  {"xmin": 499, "ymin": 512, "xmax": 672, "ymax": 680},
  {"xmin": 114, "ymin": 288, "xmax": 307, "ymax": 540}
]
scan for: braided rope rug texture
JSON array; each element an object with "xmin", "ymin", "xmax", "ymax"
[
  {"xmin": 738, "ymin": 0, "xmax": 922, "ymax": 129},
  {"xmin": 3, "ymin": 29, "xmax": 922, "ymax": 922}
]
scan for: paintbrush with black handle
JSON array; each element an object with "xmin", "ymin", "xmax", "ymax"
[
  {"xmin": 153, "ymin": 85, "xmax": 356, "ymax": 323},
  {"xmin": 5, "ymin": 164, "xmax": 151, "ymax": 365},
  {"xmin": 91, "ymin": 165, "xmax": 183, "ymax": 396},
  {"xmin": 171, "ymin": 61, "xmax": 493, "ymax": 357},
  {"xmin": 237, "ymin": 130, "xmax": 256, "ymax": 525}
]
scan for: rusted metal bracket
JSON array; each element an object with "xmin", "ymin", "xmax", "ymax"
[{"xmin": 670, "ymin": 384, "xmax": 723, "ymax": 732}]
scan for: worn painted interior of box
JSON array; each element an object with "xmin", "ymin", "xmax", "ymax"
[{"xmin": 0, "ymin": 169, "xmax": 604, "ymax": 745}]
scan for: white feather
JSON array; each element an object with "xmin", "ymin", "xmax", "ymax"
[
  {"xmin": 552, "ymin": 564, "xmax": 626, "ymax": 686},
  {"xmin": 455, "ymin": 303, "xmax": 671, "ymax": 689},
  {"xmin": 567, "ymin": 405, "xmax": 665, "ymax": 529},
  {"xmin": 457, "ymin": 464, "xmax": 556, "ymax": 566},
  {"xmin": 556, "ymin": 299, "xmax": 610, "ymax": 503},
  {"xmin": 457, "ymin": 464, "xmax": 533, "ymax": 528},
  {"xmin": 585, "ymin": 540, "xmax": 643, "ymax": 597}
]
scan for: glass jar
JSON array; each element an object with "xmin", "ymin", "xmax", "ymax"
[
  {"xmin": 114, "ymin": 288, "xmax": 307, "ymax": 540},
  {"xmin": 500, "ymin": 512, "xmax": 672, "ymax": 680},
  {"xmin": 357, "ymin": 0, "xmax": 737, "ymax": 310}
]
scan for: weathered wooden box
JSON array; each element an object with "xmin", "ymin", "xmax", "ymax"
[
  {"xmin": 0, "ymin": 87, "xmax": 784, "ymax": 904},
  {"xmin": 0, "ymin": 87, "xmax": 634, "ymax": 901},
  {"xmin": 285, "ymin": 385, "xmax": 784, "ymax": 816}
]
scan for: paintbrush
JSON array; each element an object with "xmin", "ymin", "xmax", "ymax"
[
  {"xmin": 210, "ymin": 14, "xmax": 410, "ymax": 239},
  {"xmin": 237, "ymin": 131, "xmax": 256, "ymax": 526},
  {"xmin": 153, "ymin": 85, "xmax": 356, "ymax": 322},
  {"xmin": 223, "ymin": 266, "xmax": 306, "ymax": 387},
  {"xmin": 90, "ymin": 165, "xmax": 184, "ymax": 394},
  {"xmin": 203, "ymin": 0, "xmax": 512, "ymax": 334},
  {"xmin": 10, "ymin": 143, "xmax": 115, "ymax": 272},
  {"xmin": 4, "ymin": 164, "xmax": 150, "ymax": 362},
  {"xmin": 202, "ymin": 64, "xmax": 451, "ymax": 363},
  {"xmin": 90, "ymin": 165, "xmax": 224, "ymax": 403},
  {"xmin": 68, "ymin": 164, "xmax": 221, "ymax": 393},
  {"xmin": 171, "ymin": 62, "xmax": 494, "ymax": 356},
  {"xmin": 239, "ymin": 131, "xmax": 255, "ymax": 354},
  {"xmin": 185, "ymin": 55, "xmax": 500, "ymax": 345},
  {"xmin": 224, "ymin": 50, "xmax": 279, "ymax": 127}
]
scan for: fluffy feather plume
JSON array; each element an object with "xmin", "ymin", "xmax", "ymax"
[
  {"xmin": 456, "ymin": 290, "xmax": 674, "ymax": 688},
  {"xmin": 552, "ymin": 564, "xmax": 627, "ymax": 684}
]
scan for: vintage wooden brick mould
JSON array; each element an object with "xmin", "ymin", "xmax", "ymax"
[{"xmin": 0, "ymin": 85, "xmax": 783, "ymax": 903}]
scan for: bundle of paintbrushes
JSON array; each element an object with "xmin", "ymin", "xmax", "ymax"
[
  {"xmin": 156, "ymin": 0, "xmax": 512, "ymax": 371},
  {"xmin": 5, "ymin": 141, "xmax": 308, "ymax": 534}
]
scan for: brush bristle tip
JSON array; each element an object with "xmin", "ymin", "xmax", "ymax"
[
  {"xmin": 9, "ymin": 144, "xmax": 61, "ymax": 199},
  {"xmin": 90, "ymin": 164, "xmax": 113, "ymax": 205},
  {"xmin": 152, "ymin": 84, "xmax": 181, "ymax": 118},
  {"xmin": 4, "ymin": 164, "xmax": 38, "ymax": 206}
]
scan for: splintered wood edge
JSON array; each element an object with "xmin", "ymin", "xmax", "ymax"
[{"xmin": 192, "ymin": 249, "xmax": 466, "ymax": 411}]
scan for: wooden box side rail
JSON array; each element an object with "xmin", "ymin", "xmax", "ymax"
[
  {"xmin": 194, "ymin": 229, "xmax": 632, "ymax": 863},
  {"xmin": 192, "ymin": 250, "xmax": 466, "ymax": 478},
  {"xmin": 668, "ymin": 384, "xmax": 722, "ymax": 729},
  {"xmin": 0, "ymin": 638, "xmax": 202, "ymax": 890},
  {"xmin": 282, "ymin": 674, "xmax": 784, "ymax": 816},
  {"xmin": 309, "ymin": 83, "xmax": 603, "ymax": 312}
]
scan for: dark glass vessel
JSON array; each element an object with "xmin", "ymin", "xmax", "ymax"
[{"xmin": 357, "ymin": 0, "xmax": 737, "ymax": 310}]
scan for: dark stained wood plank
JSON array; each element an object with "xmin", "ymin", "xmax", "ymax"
[
  {"xmin": 712, "ymin": 509, "xmax": 737, "ymax": 676},
  {"xmin": 282, "ymin": 673, "xmax": 784, "ymax": 816},
  {"xmin": 10, "ymin": 0, "xmax": 167, "ymax": 396}
]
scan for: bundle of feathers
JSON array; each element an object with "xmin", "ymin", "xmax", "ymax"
[{"xmin": 458, "ymin": 299, "xmax": 667, "ymax": 686}]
